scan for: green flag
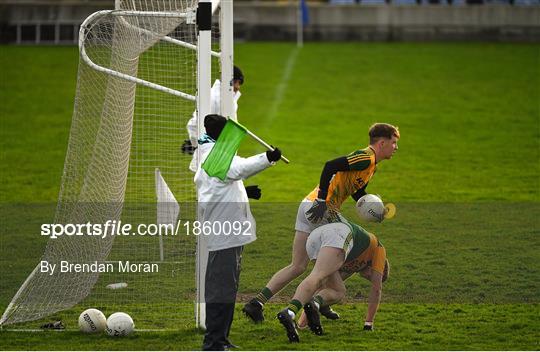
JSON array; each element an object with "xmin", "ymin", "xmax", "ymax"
[{"xmin": 202, "ymin": 119, "xmax": 247, "ymax": 180}]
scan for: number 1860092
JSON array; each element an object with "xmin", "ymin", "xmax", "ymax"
[{"xmin": 183, "ymin": 220, "xmax": 252, "ymax": 236}]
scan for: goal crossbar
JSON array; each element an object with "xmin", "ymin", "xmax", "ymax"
[
  {"xmin": 113, "ymin": 9, "xmax": 221, "ymax": 58},
  {"xmin": 79, "ymin": 9, "xmax": 208, "ymax": 102}
]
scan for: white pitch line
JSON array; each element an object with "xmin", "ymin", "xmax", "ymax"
[
  {"xmin": 2, "ymin": 329, "xmax": 69, "ymax": 332},
  {"xmin": 135, "ymin": 329, "xmax": 180, "ymax": 332},
  {"xmin": 265, "ymin": 46, "xmax": 300, "ymax": 124},
  {"xmin": 2, "ymin": 328, "xmax": 179, "ymax": 332}
]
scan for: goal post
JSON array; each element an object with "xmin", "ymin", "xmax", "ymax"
[
  {"xmin": 195, "ymin": 0, "xmax": 213, "ymax": 330},
  {"xmin": 0, "ymin": 0, "xmax": 233, "ymax": 329}
]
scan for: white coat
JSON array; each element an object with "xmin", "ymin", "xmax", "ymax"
[
  {"xmin": 187, "ymin": 79, "xmax": 241, "ymax": 172},
  {"xmin": 194, "ymin": 142, "xmax": 273, "ymax": 251}
]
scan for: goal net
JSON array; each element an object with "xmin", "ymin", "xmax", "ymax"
[{"xmin": 1, "ymin": 0, "xmax": 228, "ymax": 329}]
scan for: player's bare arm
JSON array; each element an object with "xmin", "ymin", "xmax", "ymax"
[{"xmin": 364, "ymin": 270, "xmax": 383, "ymax": 330}]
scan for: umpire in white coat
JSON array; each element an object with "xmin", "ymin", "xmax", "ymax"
[
  {"xmin": 195, "ymin": 114, "xmax": 282, "ymax": 350},
  {"xmin": 183, "ymin": 66, "xmax": 244, "ymax": 173}
]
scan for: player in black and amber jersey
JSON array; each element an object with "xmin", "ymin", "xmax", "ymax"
[
  {"xmin": 243, "ymin": 123, "xmax": 399, "ymax": 323},
  {"xmin": 305, "ymin": 147, "xmax": 376, "ymax": 211}
]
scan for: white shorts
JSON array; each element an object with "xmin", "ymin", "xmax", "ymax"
[
  {"xmin": 306, "ymin": 223, "xmax": 353, "ymax": 260},
  {"xmin": 295, "ymin": 199, "xmax": 331, "ymax": 234}
]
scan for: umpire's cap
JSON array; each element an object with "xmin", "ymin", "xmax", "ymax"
[
  {"xmin": 233, "ymin": 66, "xmax": 244, "ymax": 84},
  {"xmin": 204, "ymin": 114, "xmax": 227, "ymax": 140}
]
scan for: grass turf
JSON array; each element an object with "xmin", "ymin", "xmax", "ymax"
[
  {"xmin": 0, "ymin": 304, "xmax": 537, "ymax": 350},
  {"xmin": 0, "ymin": 42, "xmax": 539, "ymax": 350}
]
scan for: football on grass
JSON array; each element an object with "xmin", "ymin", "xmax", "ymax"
[
  {"xmin": 106, "ymin": 312, "xmax": 134, "ymax": 337},
  {"xmin": 78, "ymin": 308, "xmax": 106, "ymax": 333},
  {"xmin": 356, "ymin": 194, "xmax": 385, "ymax": 223}
]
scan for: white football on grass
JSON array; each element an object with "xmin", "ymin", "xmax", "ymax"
[
  {"xmin": 106, "ymin": 312, "xmax": 134, "ymax": 337},
  {"xmin": 78, "ymin": 308, "xmax": 106, "ymax": 333}
]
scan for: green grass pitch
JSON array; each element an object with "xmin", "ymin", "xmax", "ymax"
[{"xmin": 0, "ymin": 42, "xmax": 539, "ymax": 350}]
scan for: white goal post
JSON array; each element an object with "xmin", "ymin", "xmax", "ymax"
[{"xmin": 0, "ymin": 0, "xmax": 234, "ymax": 330}]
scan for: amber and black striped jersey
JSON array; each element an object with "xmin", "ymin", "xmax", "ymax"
[
  {"xmin": 339, "ymin": 221, "xmax": 386, "ymax": 275},
  {"xmin": 306, "ymin": 147, "xmax": 376, "ymax": 210}
]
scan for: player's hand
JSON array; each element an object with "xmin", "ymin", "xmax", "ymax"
[
  {"xmin": 325, "ymin": 209, "xmax": 340, "ymax": 223},
  {"xmin": 245, "ymin": 185, "xmax": 262, "ymax": 200},
  {"xmin": 306, "ymin": 198, "xmax": 327, "ymax": 223},
  {"xmin": 266, "ymin": 147, "xmax": 282, "ymax": 163},
  {"xmin": 363, "ymin": 322, "xmax": 374, "ymax": 331},
  {"xmin": 181, "ymin": 139, "xmax": 196, "ymax": 155}
]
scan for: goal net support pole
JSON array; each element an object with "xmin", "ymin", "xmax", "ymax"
[{"xmin": 195, "ymin": 0, "xmax": 213, "ymax": 330}]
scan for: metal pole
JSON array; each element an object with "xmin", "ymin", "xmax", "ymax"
[
  {"xmin": 54, "ymin": 23, "xmax": 60, "ymax": 44},
  {"xmin": 36, "ymin": 23, "xmax": 40, "ymax": 44},
  {"xmin": 16, "ymin": 24, "xmax": 21, "ymax": 44},
  {"xmin": 296, "ymin": 0, "xmax": 303, "ymax": 47},
  {"xmin": 195, "ymin": 0, "xmax": 213, "ymax": 330},
  {"xmin": 220, "ymin": 0, "xmax": 235, "ymax": 120},
  {"xmin": 228, "ymin": 119, "xmax": 290, "ymax": 164}
]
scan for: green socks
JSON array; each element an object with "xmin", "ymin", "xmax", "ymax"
[
  {"xmin": 287, "ymin": 299, "xmax": 303, "ymax": 315},
  {"xmin": 255, "ymin": 287, "xmax": 274, "ymax": 305}
]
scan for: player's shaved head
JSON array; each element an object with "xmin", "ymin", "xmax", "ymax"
[{"xmin": 369, "ymin": 123, "xmax": 400, "ymax": 144}]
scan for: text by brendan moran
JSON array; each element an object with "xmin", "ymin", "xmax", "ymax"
[{"xmin": 39, "ymin": 260, "xmax": 159, "ymax": 275}]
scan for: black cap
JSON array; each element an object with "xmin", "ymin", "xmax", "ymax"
[
  {"xmin": 233, "ymin": 66, "xmax": 244, "ymax": 85},
  {"xmin": 204, "ymin": 114, "xmax": 227, "ymax": 140}
]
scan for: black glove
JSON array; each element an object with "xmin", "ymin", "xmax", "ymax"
[
  {"xmin": 245, "ymin": 185, "xmax": 262, "ymax": 200},
  {"xmin": 363, "ymin": 322, "xmax": 374, "ymax": 331},
  {"xmin": 266, "ymin": 147, "xmax": 282, "ymax": 163},
  {"xmin": 181, "ymin": 139, "xmax": 196, "ymax": 155},
  {"xmin": 306, "ymin": 198, "xmax": 327, "ymax": 223}
]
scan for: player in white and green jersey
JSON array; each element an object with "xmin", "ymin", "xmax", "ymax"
[
  {"xmin": 297, "ymin": 259, "xmax": 389, "ymax": 329},
  {"xmin": 276, "ymin": 219, "xmax": 387, "ymax": 343}
]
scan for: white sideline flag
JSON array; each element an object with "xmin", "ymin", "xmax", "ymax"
[{"xmin": 155, "ymin": 168, "xmax": 180, "ymax": 261}]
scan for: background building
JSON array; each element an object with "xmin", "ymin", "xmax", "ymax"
[{"xmin": 1, "ymin": 0, "xmax": 539, "ymax": 44}]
